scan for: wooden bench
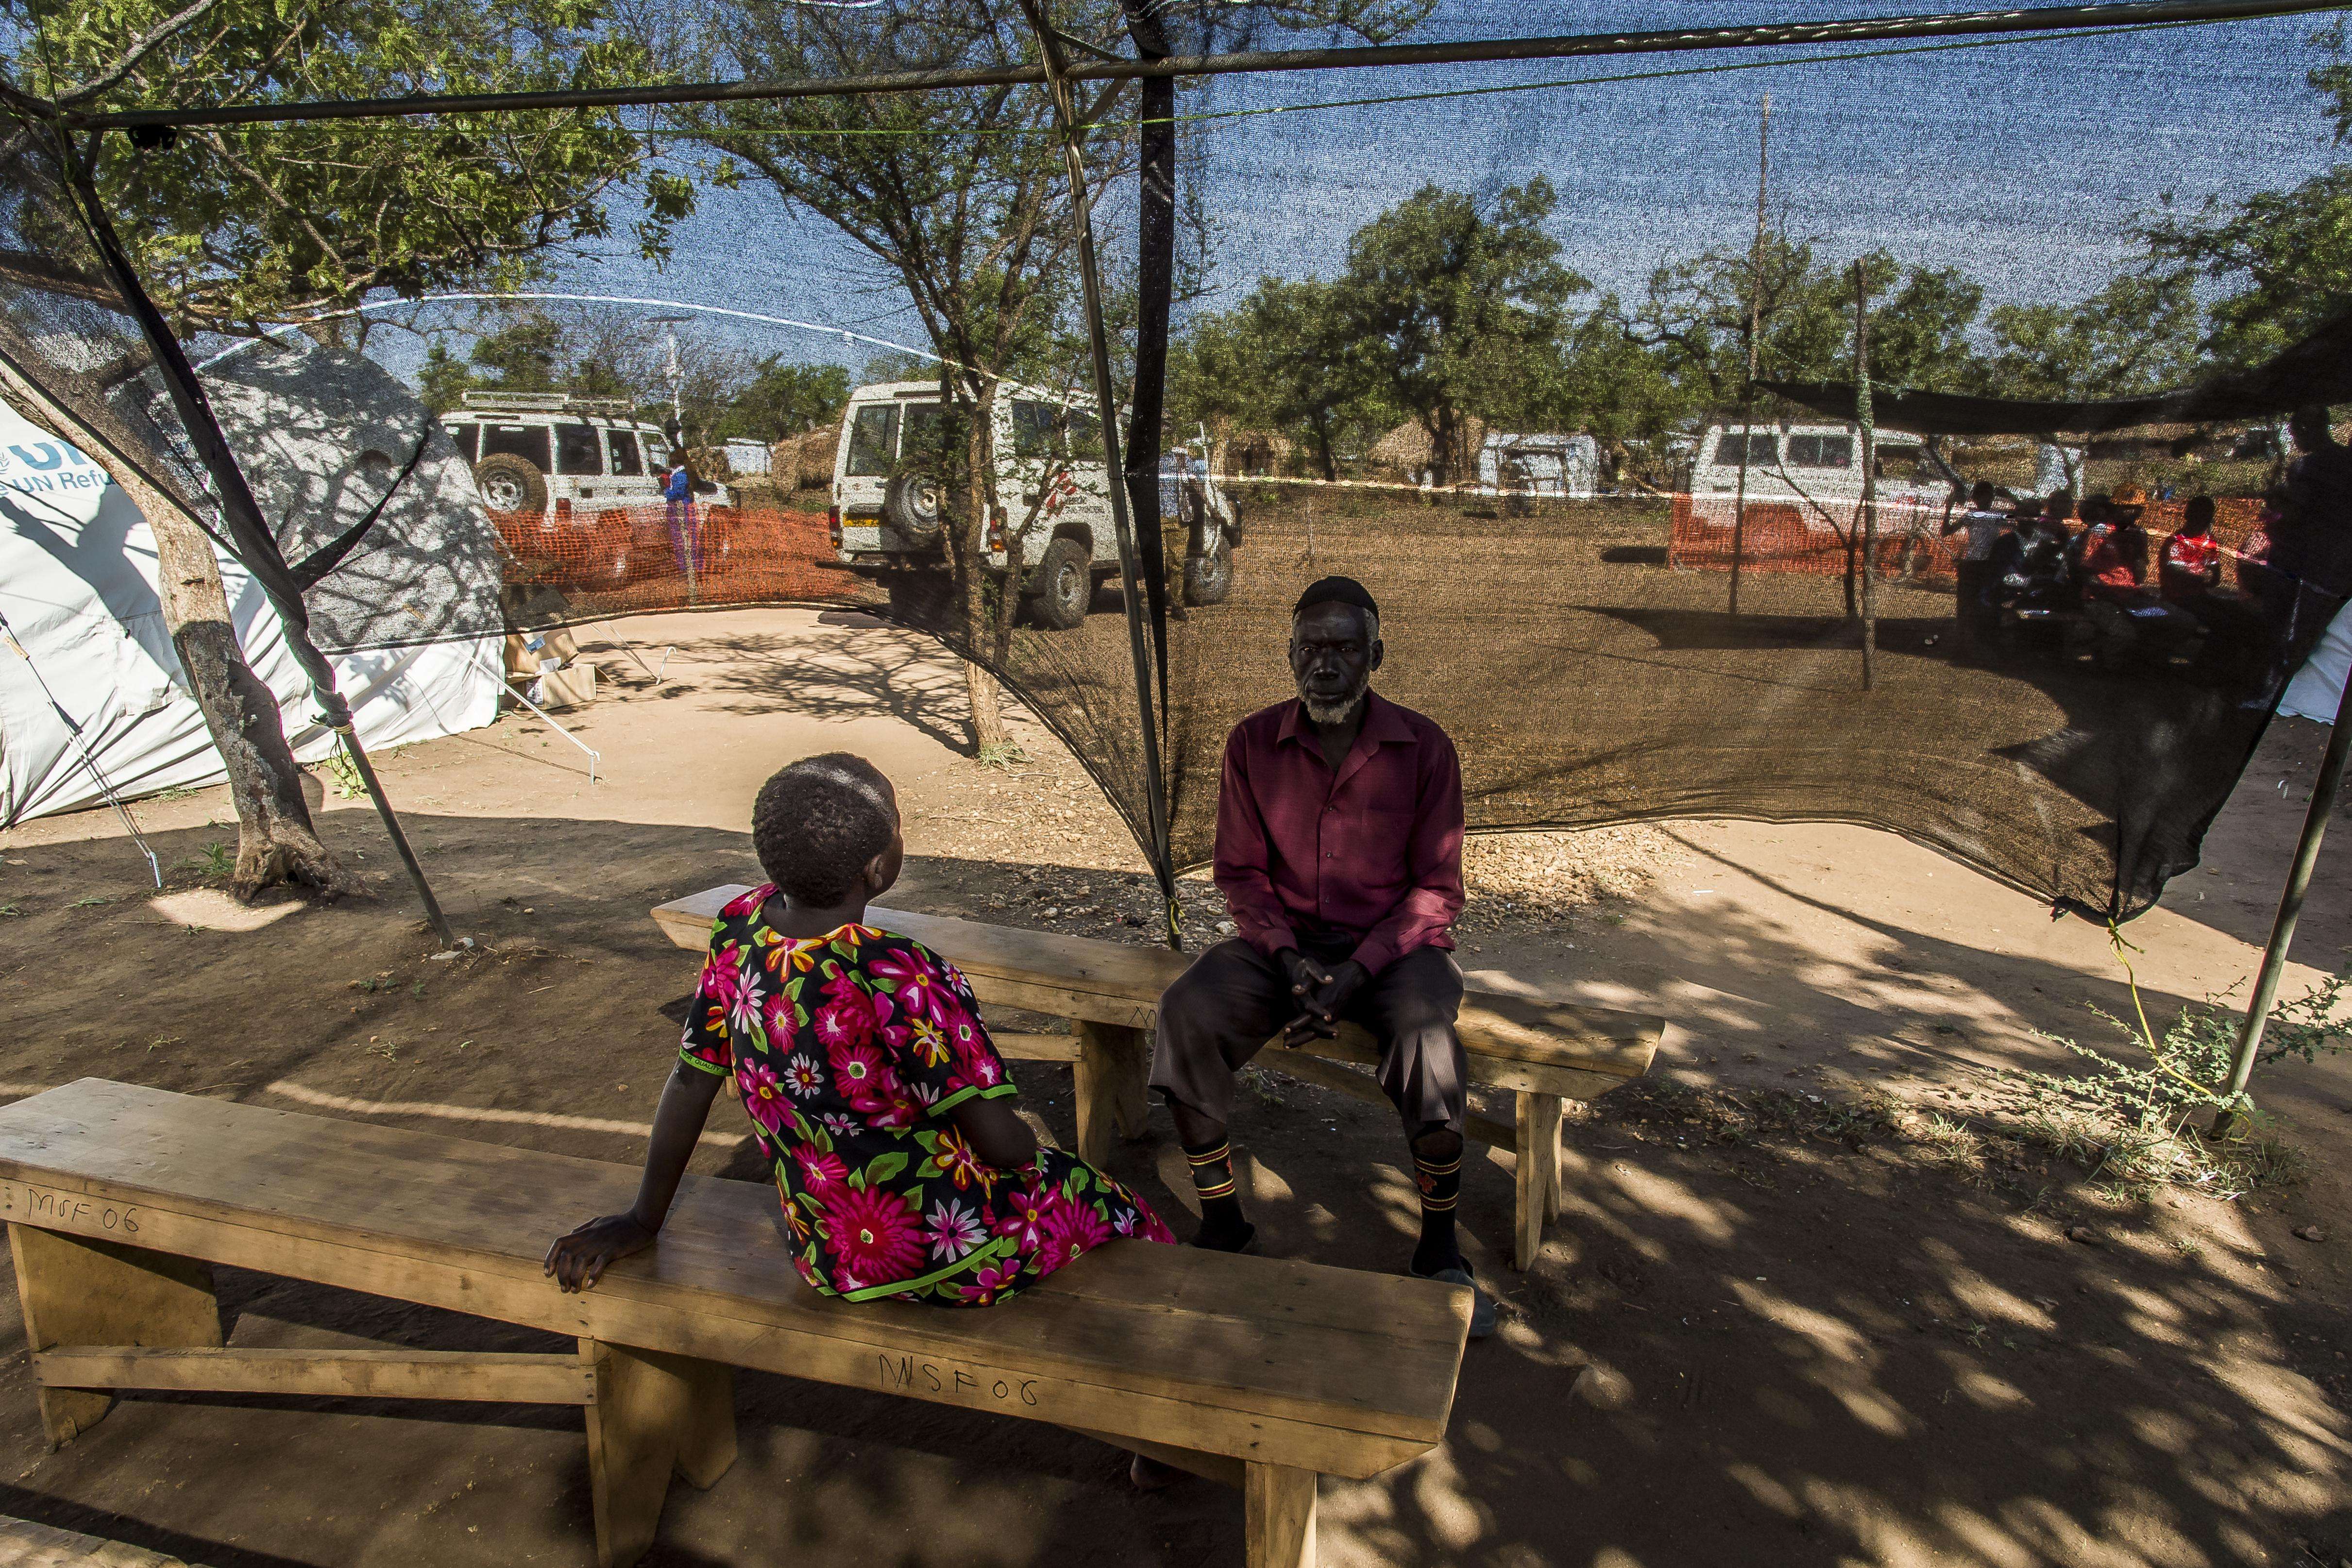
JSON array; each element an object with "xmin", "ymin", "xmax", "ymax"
[
  {"xmin": 653, "ymin": 889, "xmax": 1665, "ymax": 1268},
  {"xmin": 0, "ymin": 1079, "xmax": 1468, "ymax": 1568}
]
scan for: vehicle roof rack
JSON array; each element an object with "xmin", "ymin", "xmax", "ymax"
[{"xmin": 458, "ymin": 390, "xmax": 638, "ymax": 420}]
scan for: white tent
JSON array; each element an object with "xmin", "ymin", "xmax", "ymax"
[
  {"xmin": 2280, "ymin": 598, "xmax": 2352, "ymax": 725},
  {"xmin": 0, "ymin": 343, "xmax": 504, "ymax": 825}
]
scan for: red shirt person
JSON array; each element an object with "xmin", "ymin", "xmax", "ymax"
[
  {"xmin": 2160, "ymin": 496, "xmax": 2225, "ymax": 603},
  {"xmin": 1150, "ymin": 575, "xmax": 1491, "ymax": 1335}
]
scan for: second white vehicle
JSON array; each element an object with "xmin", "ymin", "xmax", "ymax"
[{"xmin": 829, "ymin": 380, "xmax": 1239, "ymax": 629}]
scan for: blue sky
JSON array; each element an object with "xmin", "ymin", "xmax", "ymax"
[{"xmin": 372, "ymin": 1, "xmax": 2345, "ymax": 385}]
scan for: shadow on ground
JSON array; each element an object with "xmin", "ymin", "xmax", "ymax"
[{"xmin": 0, "ymin": 811, "xmax": 2341, "ymax": 1567}]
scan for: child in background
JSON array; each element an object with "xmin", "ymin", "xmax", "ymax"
[{"xmin": 546, "ymin": 752, "xmax": 1172, "ymax": 1305}]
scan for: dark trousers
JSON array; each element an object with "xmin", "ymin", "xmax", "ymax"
[
  {"xmin": 1954, "ymin": 559, "xmax": 1997, "ymax": 649},
  {"xmin": 1151, "ymin": 939, "xmax": 1469, "ymax": 1135},
  {"xmin": 664, "ymin": 498, "xmax": 699, "ymax": 577}
]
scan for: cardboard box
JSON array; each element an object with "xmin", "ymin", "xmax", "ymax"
[{"xmin": 524, "ymin": 662, "xmax": 596, "ymax": 711}]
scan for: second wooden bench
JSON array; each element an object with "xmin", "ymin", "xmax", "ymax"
[{"xmin": 653, "ymin": 889, "xmax": 1665, "ymax": 1268}]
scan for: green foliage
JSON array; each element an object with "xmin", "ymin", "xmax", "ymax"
[
  {"xmin": 422, "ymin": 310, "xmax": 848, "ymax": 440},
  {"xmin": 1997, "ymin": 930, "xmax": 2324, "ymax": 1198},
  {"xmin": 1170, "ymin": 276, "xmax": 1396, "ymax": 480},
  {"xmin": 1337, "ymin": 178, "xmax": 1587, "ymax": 482},
  {"xmin": 317, "ymin": 749, "xmax": 366, "ymax": 800},
  {"xmin": 2244, "ymin": 962, "xmax": 2352, "ymax": 1068},
  {"xmin": 1626, "ymin": 239, "xmax": 1985, "ymax": 411},
  {"xmin": 2131, "ymin": 24, "xmax": 2352, "ymax": 366},
  {"xmin": 417, "ymin": 341, "xmax": 473, "ymax": 416},
  {"xmin": 1974, "ymin": 273, "xmax": 2201, "ymax": 402},
  {"xmin": 715, "ymin": 359, "xmax": 851, "ymax": 442},
  {"xmin": 10, "ymin": 0, "xmax": 693, "ymax": 334}
]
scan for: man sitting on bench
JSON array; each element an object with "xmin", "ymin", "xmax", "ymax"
[{"xmin": 1152, "ymin": 576, "xmax": 1494, "ymax": 1336}]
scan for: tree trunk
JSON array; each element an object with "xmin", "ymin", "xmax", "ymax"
[
  {"xmin": 953, "ymin": 382, "xmax": 1009, "ymax": 755},
  {"xmin": 1312, "ymin": 415, "xmax": 1337, "ymax": 483},
  {"xmin": 122, "ymin": 466, "xmax": 367, "ymax": 901},
  {"xmin": 0, "ymin": 363, "xmax": 362, "ymax": 900}
]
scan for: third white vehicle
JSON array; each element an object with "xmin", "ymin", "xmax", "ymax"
[{"xmin": 1686, "ymin": 420, "xmax": 1946, "ymax": 513}]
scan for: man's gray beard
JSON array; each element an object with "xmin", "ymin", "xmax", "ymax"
[{"xmin": 1300, "ymin": 674, "xmax": 1370, "ymax": 725}]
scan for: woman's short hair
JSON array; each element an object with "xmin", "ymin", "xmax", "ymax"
[{"xmin": 752, "ymin": 753, "xmax": 896, "ymax": 905}]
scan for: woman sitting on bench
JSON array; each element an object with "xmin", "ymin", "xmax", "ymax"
[{"xmin": 547, "ymin": 753, "xmax": 1172, "ymax": 1304}]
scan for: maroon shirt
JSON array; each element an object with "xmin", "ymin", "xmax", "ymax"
[{"xmin": 1213, "ymin": 691, "xmax": 1465, "ymax": 976}]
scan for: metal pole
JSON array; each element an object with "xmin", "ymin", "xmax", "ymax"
[
  {"xmin": 1015, "ymin": 0, "xmax": 1180, "ymax": 945},
  {"xmin": 2225, "ymin": 663, "xmax": 2352, "ymax": 1099},
  {"xmin": 1853, "ymin": 259, "xmax": 1877, "ymax": 689},
  {"xmin": 333, "ymin": 724, "xmax": 456, "ymax": 947},
  {"xmin": 1730, "ymin": 93, "xmax": 1769, "ymax": 618}
]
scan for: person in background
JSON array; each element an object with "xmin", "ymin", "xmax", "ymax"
[
  {"xmin": 1941, "ymin": 480, "xmax": 2010, "ymax": 654},
  {"xmin": 2079, "ymin": 484, "xmax": 2152, "ymax": 603},
  {"xmin": 1987, "ymin": 496, "xmax": 2071, "ymax": 653},
  {"xmin": 2160, "ymin": 496, "xmax": 2225, "ymax": 603},
  {"xmin": 663, "ymin": 446, "xmax": 716, "ymax": 579}
]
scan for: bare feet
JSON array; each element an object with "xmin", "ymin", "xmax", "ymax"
[{"xmin": 1130, "ymin": 1453, "xmax": 1184, "ymax": 1492}]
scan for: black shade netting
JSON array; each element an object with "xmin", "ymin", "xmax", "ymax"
[
  {"xmin": 1159, "ymin": 480, "xmax": 2326, "ymax": 923},
  {"xmin": 17, "ymin": 0, "xmax": 2352, "ymax": 926}
]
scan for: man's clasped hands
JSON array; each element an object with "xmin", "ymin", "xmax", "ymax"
[{"xmin": 1276, "ymin": 949, "xmax": 1367, "ymax": 1045}]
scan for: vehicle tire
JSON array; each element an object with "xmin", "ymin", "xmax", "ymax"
[
  {"xmin": 1183, "ymin": 534, "xmax": 1234, "ymax": 607},
  {"xmin": 472, "ymin": 453, "xmax": 547, "ymax": 516},
  {"xmin": 882, "ymin": 469, "xmax": 947, "ymax": 540},
  {"xmin": 884, "ymin": 570, "xmax": 952, "ymax": 627},
  {"xmin": 1027, "ymin": 537, "xmax": 1092, "ymax": 630}
]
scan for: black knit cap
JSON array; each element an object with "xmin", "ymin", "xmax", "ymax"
[{"xmin": 1292, "ymin": 575, "xmax": 1379, "ymax": 620}]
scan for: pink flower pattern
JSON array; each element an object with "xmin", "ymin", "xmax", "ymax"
[{"xmin": 677, "ymin": 886, "xmax": 1170, "ymax": 1305}]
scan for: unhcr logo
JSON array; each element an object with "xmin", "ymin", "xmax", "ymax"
[{"xmin": 0, "ymin": 440, "xmax": 104, "ymax": 495}]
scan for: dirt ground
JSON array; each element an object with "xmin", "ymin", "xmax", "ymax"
[{"xmin": 0, "ymin": 607, "xmax": 2346, "ymax": 1568}]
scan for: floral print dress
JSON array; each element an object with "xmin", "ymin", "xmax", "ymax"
[{"xmin": 680, "ymin": 886, "xmax": 1173, "ymax": 1305}]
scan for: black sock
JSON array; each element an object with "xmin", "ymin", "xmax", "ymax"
[
  {"xmin": 1411, "ymin": 1145, "xmax": 1463, "ymax": 1275},
  {"xmin": 1183, "ymin": 1137, "xmax": 1253, "ymax": 1251}
]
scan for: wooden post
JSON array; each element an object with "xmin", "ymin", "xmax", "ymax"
[
  {"xmin": 1729, "ymin": 93, "xmax": 1771, "ymax": 618},
  {"xmin": 1512, "ymin": 1092, "xmax": 1563, "ymax": 1270},
  {"xmin": 1245, "ymin": 1461, "xmax": 1318, "ymax": 1568},
  {"xmin": 1072, "ymin": 1019, "xmax": 1149, "ymax": 1168},
  {"xmin": 582, "ymin": 1339, "xmax": 737, "ymax": 1568},
  {"xmin": 1853, "ymin": 259, "xmax": 1878, "ymax": 691},
  {"xmin": 8, "ymin": 1226, "xmax": 220, "ymax": 1449}
]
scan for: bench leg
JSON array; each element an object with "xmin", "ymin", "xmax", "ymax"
[
  {"xmin": 1245, "ymin": 1462, "xmax": 1317, "ymax": 1568},
  {"xmin": 1513, "ymin": 1092, "xmax": 1563, "ymax": 1271},
  {"xmin": 582, "ymin": 1340, "xmax": 737, "ymax": 1568},
  {"xmin": 1073, "ymin": 1020, "xmax": 1149, "ymax": 1169},
  {"xmin": 8, "ymin": 1225, "xmax": 219, "ymax": 1449}
]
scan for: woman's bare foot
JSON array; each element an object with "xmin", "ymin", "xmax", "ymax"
[{"xmin": 1129, "ymin": 1453, "xmax": 1184, "ymax": 1492}]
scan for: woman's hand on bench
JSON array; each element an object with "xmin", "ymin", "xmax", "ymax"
[{"xmin": 546, "ymin": 1213, "xmax": 657, "ymax": 1293}]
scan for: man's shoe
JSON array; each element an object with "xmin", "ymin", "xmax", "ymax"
[
  {"xmin": 1413, "ymin": 1262, "xmax": 1496, "ymax": 1339},
  {"xmin": 1190, "ymin": 1219, "xmax": 1256, "ymax": 1254}
]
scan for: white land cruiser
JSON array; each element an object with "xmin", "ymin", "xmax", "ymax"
[
  {"xmin": 1687, "ymin": 420, "xmax": 1946, "ymax": 516},
  {"xmin": 829, "ymin": 380, "xmax": 1239, "ymax": 629},
  {"xmin": 441, "ymin": 391, "xmax": 678, "ymax": 517}
]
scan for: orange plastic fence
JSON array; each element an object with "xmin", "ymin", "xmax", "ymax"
[
  {"xmin": 488, "ymin": 504, "xmax": 846, "ymax": 614},
  {"xmin": 1665, "ymin": 494, "xmax": 1961, "ymax": 579},
  {"xmin": 1665, "ymin": 493, "xmax": 2266, "ymax": 580}
]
